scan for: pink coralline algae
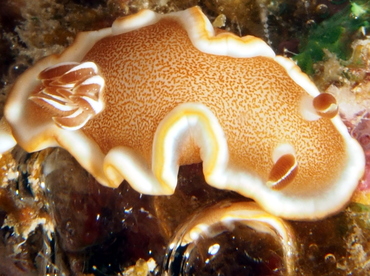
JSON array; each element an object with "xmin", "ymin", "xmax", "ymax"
[{"xmin": 351, "ymin": 113, "xmax": 370, "ymax": 191}]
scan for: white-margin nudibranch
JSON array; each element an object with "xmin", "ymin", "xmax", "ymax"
[{"xmin": 0, "ymin": 6, "xmax": 365, "ymax": 220}]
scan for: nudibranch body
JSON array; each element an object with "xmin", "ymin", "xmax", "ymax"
[{"xmin": 0, "ymin": 7, "xmax": 365, "ymax": 219}]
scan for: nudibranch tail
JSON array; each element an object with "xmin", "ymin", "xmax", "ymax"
[{"xmin": 0, "ymin": 117, "xmax": 16, "ymax": 153}]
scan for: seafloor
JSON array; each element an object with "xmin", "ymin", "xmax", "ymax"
[{"xmin": 0, "ymin": 0, "xmax": 370, "ymax": 275}]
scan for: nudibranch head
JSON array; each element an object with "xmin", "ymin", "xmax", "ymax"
[{"xmin": 0, "ymin": 6, "xmax": 365, "ymax": 219}]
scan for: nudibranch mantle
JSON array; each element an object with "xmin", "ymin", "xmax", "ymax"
[{"xmin": 0, "ymin": 7, "xmax": 365, "ymax": 220}]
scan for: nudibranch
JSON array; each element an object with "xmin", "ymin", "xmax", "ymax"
[{"xmin": 0, "ymin": 7, "xmax": 365, "ymax": 219}]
